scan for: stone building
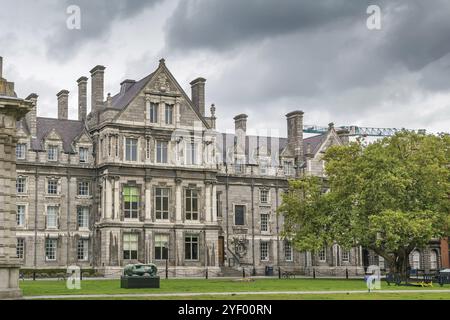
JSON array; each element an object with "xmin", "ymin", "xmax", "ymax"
[{"xmin": 11, "ymin": 58, "xmax": 445, "ymax": 277}]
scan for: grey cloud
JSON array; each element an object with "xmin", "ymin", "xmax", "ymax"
[
  {"xmin": 46, "ymin": 0, "xmax": 164, "ymax": 60},
  {"xmin": 165, "ymin": 0, "xmax": 372, "ymax": 52}
]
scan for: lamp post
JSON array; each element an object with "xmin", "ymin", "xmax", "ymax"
[{"xmin": 165, "ymin": 243, "xmax": 168, "ymax": 279}]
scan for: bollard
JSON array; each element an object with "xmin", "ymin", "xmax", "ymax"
[
  {"xmin": 165, "ymin": 259, "xmax": 169, "ymax": 279},
  {"xmin": 33, "ymin": 271, "xmax": 36, "ymax": 281},
  {"xmin": 206, "ymin": 268, "xmax": 208, "ymax": 279},
  {"xmin": 346, "ymin": 268, "xmax": 349, "ymax": 279},
  {"xmin": 278, "ymin": 267, "xmax": 281, "ymax": 279},
  {"xmin": 313, "ymin": 268, "xmax": 316, "ymax": 279},
  {"xmin": 243, "ymin": 267, "xmax": 246, "ymax": 278},
  {"xmin": 80, "ymin": 267, "xmax": 83, "ymax": 281}
]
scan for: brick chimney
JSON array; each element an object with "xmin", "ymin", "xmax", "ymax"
[
  {"xmin": 90, "ymin": 65, "xmax": 106, "ymax": 113},
  {"xmin": 286, "ymin": 110, "xmax": 304, "ymax": 164},
  {"xmin": 234, "ymin": 114, "xmax": 248, "ymax": 155},
  {"xmin": 77, "ymin": 76, "xmax": 88, "ymax": 121},
  {"xmin": 57, "ymin": 90, "xmax": 69, "ymax": 120},
  {"xmin": 190, "ymin": 77, "xmax": 206, "ymax": 116},
  {"xmin": 25, "ymin": 93, "xmax": 38, "ymax": 138}
]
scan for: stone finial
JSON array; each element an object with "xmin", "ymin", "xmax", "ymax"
[
  {"xmin": 328, "ymin": 122, "xmax": 334, "ymax": 130},
  {"xmin": 107, "ymin": 93, "xmax": 112, "ymax": 107},
  {"xmin": 210, "ymin": 104, "xmax": 216, "ymax": 117},
  {"xmin": 159, "ymin": 58, "xmax": 166, "ymax": 66}
]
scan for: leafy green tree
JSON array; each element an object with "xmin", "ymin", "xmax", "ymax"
[{"xmin": 279, "ymin": 131, "xmax": 450, "ymax": 277}]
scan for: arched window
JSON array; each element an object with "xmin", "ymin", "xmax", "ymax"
[
  {"xmin": 411, "ymin": 250, "xmax": 421, "ymax": 269},
  {"xmin": 430, "ymin": 250, "xmax": 438, "ymax": 270}
]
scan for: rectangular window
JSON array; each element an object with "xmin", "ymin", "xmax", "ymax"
[
  {"xmin": 260, "ymin": 241, "xmax": 269, "ymax": 261},
  {"xmin": 155, "ymin": 234, "xmax": 169, "ymax": 260},
  {"xmin": 260, "ymin": 214, "xmax": 269, "ymax": 232},
  {"xmin": 124, "ymin": 186, "xmax": 139, "ymax": 219},
  {"xmin": 17, "ymin": 238, "xmax": 24, "ymax": 259},
  {"xmin": 186, "ymin": 142, "xmax": 197, "ymax": 165},
  {"xmin": 48, "ymin": 145, "xmax": 58, "ymax": 161},
  {"xmin": 78, "ymin": 181, "xmax": 89, "ymax": 196},
  {"xmin": 125, "ymin": 138, "xmax": 138, "ymax": 162},
  {"xmin": 342, "ymin": 250, "xmax": 350, "ymax": 263},
  {"xmin": 77, "ymin": 207, "xmax": 89, "ymax": 229},
  {"xmin": 284, "ymin": 161, "xmax": 294, "ymax": 176},
  {"xmin": 77, "ymin": 239, "xmax": 89, "ymax": 261},
  {"xmin": 235, "ymin": 159, "xmax": 245, "ymax": 173},
  {"xmin": 79, "ymin": 147, "xmax": 88, "ymax": 163},
  {"xmin": 46, "ymin": 206, "xmax": 58, "ymax": 229},
  {"xmin": 284, "ymin": 241, "xmax": 293, "ymax": 261},
  {"xmin": 185, "ymin": 235, "xmax": 199, "ymax": 260},
  {"xmin": 45, "ymin": 239, "xmax": 57, "ymax": 261},
  {"xmin": 149, "ymin": 102, "xmax": 158, "ymax": 123},
  {"xmin": 16, "ymin": 177, "xmax": 26, "ymax": 194},
  {"xmin": 47, "ymin": 179, "xmax": 58, "ymax": 195},
  {"xmin": 155, "ymin": 188, "xmax": 169, "ymax": 220},
  {"xmin": 156, "ymin": 141, "xmax": 168, "ymax": 164},
  {"xmin": 234, "ymin": 205, "xmax": 245, "ymax": 225},
  {"xmin": 17, "ymin": 205, "xmax": 25, "ymax": 227},
  {"xmin": 260, "ymin": 190, "xmax": 269, "ymax": 203},
  {"xmin": 115, "ymin": 136, "xmax": 119, "ymax": 157},
  {"xmin": 185, "ymin": 189, "xmax": 199, "ymax": 220},
  {"xmin": 123, "ymin": 233, "xmax": 138, "ymax": 260},
  {"xmin": 165, "ymin": 104, "xmax": 173, "ymax": 125},
  {"xmin": 16, "ymin": 143, "xmax": 26, "ymax": 160},
  {"xmin": 318, "ymin": 247, "xmax": 326, "ymax": 262},
  {"xmin": 260, "ymin": 160, "xmax": 268, "ymax": 175}
]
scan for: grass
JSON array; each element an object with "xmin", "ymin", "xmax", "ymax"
[{"xmin": 20, "ymin": 278, "xmax": 450, "ymax": 299}]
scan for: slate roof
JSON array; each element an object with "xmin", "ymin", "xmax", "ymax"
[
  {"xmin": 20, "ymin": 117, "xmax": 86, "ymax": 153},
  {"xmin": 109, "ymin": 73, "xmax": 155, "ymax": 110},
  {"xmin": 217, "ymin": 132, "xmax": 326, "ymax": 164}
]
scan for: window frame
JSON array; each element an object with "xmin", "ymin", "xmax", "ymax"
[
  {"xmin": 318, "ymin": 247, "xmax": 326, "ymax": 262},
  {"xmin": 260, "ymin": 189, "xmax": 269, "ymax": 204},
  {"xmin": 156, "ymin": 140, "xmax": 168, "ymax": 164},
  {"xmin": 16, "ymin": 143, "xmax": 27, "ymax": 160},
  {"xmin": 17, "ymin": 238, "xmax": 25, "ymax": 259},
  {"xmin": 234, "ymin": 204, "xmax": 246, "ymax": 226},
  {"xmin": 47, "ymin": 179, "xmax": 58, "ymax": 195},
  {"xmin": 16, "ymin": 205, "xmax": 26, "ymax": 227},
  {"xmin": 125, "ymin": 137, "xmax": 138, "ymax": 162},
  {"xmin": 77, "ymin": 239, "xmax": 89, "ymax": 261},
  {"xmin": 45, "ymin": 238, "xmax": 57, "ymax": 261},
  {"xmin": 77, "ymin": 181, "xmax": 90, "ymax": 196},
  {"xmin": 154, "ymin": 234, "xmax": 169, "ymax": 260},
  {"xmin": 284, "ymin": 241, "xmax": 293, "ymax": 262},
  {"xmin": 16, "ymin": 176, "xmax": 27, "ymax": 194},
  {"xmin": 260, "ymin": 241, "xmax": 269, "ymax": 261},
  {"xmin": 260, "ymin": 213, "xmax": 269, "ymax": 232},
  {"xmin": 47, "ymin": 145, "xmax": 58, "ymax": 161},
  {"xmin": 165, "ymin": 104, "xmax": 174, "ymax": 125},
  {"xmin": 149, "ymin": 102, "xmax": 159, "ymax": 123},
  {"xmin": 185, "ymin": 189, "xmax": 199, "ymax": 221},
  {"xmin": 184, "ymin": 235, "xmax": 199, "ymax": 261},
  {"xmin": 155, "ymin": 188, "xmax": 169, "ymax": 220},
  {"xmin": 77, "ymin": 206, "xmax": 89, "ymax": 229},
  {"xmin": 79, "ymin": 147, "xmax": 88, "ymax": 163},
  {"xmin": 123, "ymin": 233, "xmax": 138, "ymax": 260},
  {"xmin": 46, "ymin": 206, "xmax": 59, "ymax": 229},
  {"xmin": 123, "ymin": 186, "xmax": 139, "ymax": 219}
]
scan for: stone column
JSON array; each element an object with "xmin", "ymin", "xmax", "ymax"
[
  {"xmin": 175, "ymin": 178, "xmax": 182, "ymax": 223},
  {"xmin": 145, "ymin": 178, "xmax": 152, "ymax": 221},
  {"xmin": 113, "ymin": 177, "xmax": 120, "ymax": 220},
  {"xmin": 211, "ymin": 183, "xmax": 217, "ymax": 222},
  {"xmin": 204, "ymin": 181, "xmax": 211, "ymax": 222},
  {"xmin": 105, "ymin": 176, "xmax": 113, "ymax": 220},
  {"xmin": 0, "ymin": 57, "xmax": 32, "ymax": 299}
]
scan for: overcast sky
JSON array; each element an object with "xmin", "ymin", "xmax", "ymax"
[{"xmin": 1, "ymin": 0, "xmax": 449, "ymax": 135}]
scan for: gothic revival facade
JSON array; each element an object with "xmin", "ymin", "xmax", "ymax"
[{"xmin": 12, "ymin": 58, "xmax": 444, "ymax": 277}]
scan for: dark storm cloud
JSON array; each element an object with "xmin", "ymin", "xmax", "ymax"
[
  {"xmin": 165, "ymin": 0, "xmax": 372, "ymax": 52},
  {"xmin": 46, "ymin": 0, "xmax": 164, "ymax": 60}
]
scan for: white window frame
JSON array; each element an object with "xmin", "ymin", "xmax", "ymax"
[
  {"xmin": 123, "ymin": 233, "xmax": 138, "ymax": 260},
  {"xmin": 45, "ymin": 238, "xmax": 57, "ymax": 261},
  {"xmin": 47, "ymin": 145, "xmax": 58, "ymax": 161},
  {"xmin": 318, "ymin": 247, "xmax": 326, "ymax": 262},
  {"xmin": 77, "ymin": 239, "xmax": 89, "ymax": 261},
  {"xmin": 16, "ymin": 204, "xmax": 26, "ymax": 227},
  {"xmin": 260, "ymin": 189, "xmax": 269, "ymax": 204},
  {"xmin": 156, "ymin": 140, "xmax": 168, "ymax": 164},
  {"xmin": 283, "ymin": 160, "xmax": 294, "ymax": 176},
  {"xmin": 16, "ymin": 176, "xmax": 27, "ymax": 194},
  {"xmin": 284, "ymin": 241, "xmax": 293, "ymax": 262},
  {"xmin": 77, "ymin": 207, "xmax": 89, "ymax": 230},
  {"xmin": 341, "ymin": 250, "xmax": 350, "ymax": 263},
  {"xmin": 260, "ymin": 241, "xmax": 269, "ymax": 261},
  {"xmin": 77, "ymin": 181, "xmax": 90, "ymax": 196},
  {"xmin": 79, "ymin": 147, "xmax": 88, "ymax": 163},
  {"xmin": 46, "ymin": 206, "xmax": 59, "ymax": 229},
  {"xmin": 47, "ymin": 178, "xmax": 58, "ymax": 195},
  {"xmin": 17, "ymin": 238, "xmax": 25, "ymax": 259},
  {"xmin": 125, "ymin": 137, "xmax": 138, "ymax": 162},
  {"xmin": 16, "ymin": 143, "xmax": 26, "ymax": 160},
  {"xmin": 260, "ymin": 213, "xmax": 269, "ymax": 232}
]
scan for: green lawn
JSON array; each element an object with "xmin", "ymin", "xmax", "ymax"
[{"xmin": 20, "ymin": 278, "xmax": 450, "ymax": 299}]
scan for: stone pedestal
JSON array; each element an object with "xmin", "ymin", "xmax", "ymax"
[
  {"xmin": 120, "ymin": 276, "xmax": 160, "ymax": 289},
  {"xmin": 0, "ymin": 56, "xmax": 32, "ymax": 299}
]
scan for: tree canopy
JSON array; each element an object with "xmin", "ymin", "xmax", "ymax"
[{"xmin": 279, "ymin": 131, "xmax": 450, "ymax": 275}]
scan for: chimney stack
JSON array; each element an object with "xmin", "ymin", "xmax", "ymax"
[
  {"xmin": 234, "ymin": 114, "xmax": 248, "ymax": 155},
  {"xmin": 286, "ymin": 110, "xmax": 304, "ymax": 164},
  {"xmin": 90, "ymin": 65, "xmax": 106, "ymax": 113},
  {"xmin": 25, "ymin": 93, "xmax": 38, "ymax": 138},
  {"xmin": 57, "ymin": 90, "xmax": 69, "ymax": 120},
  {"xmin": 0, "ymin": 56, "xmax": 3, "ymax": 79},
  {"xmin": 190, "ymin": 77, "xmax": 206, "ymax": 116},
  {"xmin": 77, "ymin": 76, "xmax": 88, "ymax": 121}
]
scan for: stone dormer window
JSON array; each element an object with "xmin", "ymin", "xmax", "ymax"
[
  {"xmin": 79, "ymin": 147, "xmax": 88, "ymax": 163},
  {"xmin": 149, "ymin": 102, "xmax": 158, "ymax": 123},
  {"xmin": 283, "ymin": 160, "xmax": 294, "ymax": 176},
  {"xmin": 165, "ymin": 104, "xmax": 174, "ymax": 125},
  {"xmin": 47, "ymin": 145, "xmax": 58, "ymax": 161}
]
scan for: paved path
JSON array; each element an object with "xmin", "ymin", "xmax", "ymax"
[{"xmin": 24, "ymin": 289, "xmax": 450, "ymax": 300}]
